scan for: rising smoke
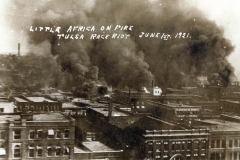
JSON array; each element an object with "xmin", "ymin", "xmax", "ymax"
[{"xmin": 6, "ymin": 0, "xmax": 235, "ymax": 91}]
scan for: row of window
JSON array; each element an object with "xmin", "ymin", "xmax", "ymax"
[
  {"xmin": 28, "ymin": 145, "xmax": 70, "ymax": 158},
  {"xmin": 149, "ymin": 153, "xmax": 206, "ymax": 160},
  {"xmin": 147, "ymin": 140, "xmax": 207, "ymax": 151},
  {"xmin": 229, "ymin": 152, "xmax": 240, "ymax": 160},
  {"xmin": 211, "ymin": 139, "xmax": 240, "ymax": 148},
  {"xmin": 13, "ymin": 129, "xmax": 70, "ymax": 140},
  {"xmin": 210, "ymin": 152, "xmax": 225, "ymax": 160},
  {"xmin": 13, "ymin": 144, "xmax": 70, "ymax": 158},
  {"xmin": 17, "ymin": 105, "xmax": 61, "ymax": 111}
]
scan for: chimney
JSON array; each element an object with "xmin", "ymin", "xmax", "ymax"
[
  {"xmin": 151, "ymin": 80, "xmax": 154, "ymax": 95},
  {"xmin": 18, "ymin": 43, "xmax": 20, "ymax": 57},
  {"xmin": 108, "ymin": 100, "xmax": 112, "ymax": 121}
]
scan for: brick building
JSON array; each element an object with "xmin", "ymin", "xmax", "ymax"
[
  {"xmin": 0, "ymin": 112, "xmax": 75, "ymax": 159},
  {"xmin": 193, "ymin": 115, "xmax": 240, "ymax": 160},
  {"xmin": 10, "ymin": 96, "xmax": 62, "ymax": 112},
  {"xmin": 87, "ymin": 106, "xmax": 209, "ymax": 160},
  {"xmin": 145, "ymin": 100, "xmax": 202, "ymax": 125}
]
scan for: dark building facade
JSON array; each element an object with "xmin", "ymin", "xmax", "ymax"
[
  {"xmin": 144, "ymin": 129, "xmax": 209, "ymax": 160},
  {"xmin": 145, "ymin": 100, "xmax": 202, "ymax": 125},
  {"xmin": 193, "ymin": 115, "xmax": 240, "ymax": 160},
  {"xmin": 86, "ymin": 106, "xmax": 209, "ymax": 160},
  {"xmin": 0, "ymin": 112, "xmax": 75, "ymax": 159},
  {"xmin": 10, "ymin": 96, "xmax": 62, "ymax": 112}
]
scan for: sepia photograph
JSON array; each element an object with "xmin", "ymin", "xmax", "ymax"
[{"xmin": 0, "ymin": 0, "xmax": 240, "ymax": 159}]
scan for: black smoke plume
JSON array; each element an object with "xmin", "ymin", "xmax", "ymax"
[{"xmin": 6, "ymin": 0, "xmax": 235, "ymax": 91}]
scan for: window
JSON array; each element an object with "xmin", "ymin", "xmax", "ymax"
[
  {"xmin": 0, "ymin": 131, "xmax": 5, "ymax": 139},
  {"xmin": 56, "ymin": 130, "xmax": 61, "ymax": 138},
  {"xmin": 29, "ymin": 149, "xmax": 34, "ymax": 157},
  {"xmin": 175, "ymin": 142, "xmax": 181, "ymax": 151},
  {"xmin": 222, "ymin": 140, "xmax": 226, "ymax": 148},
  {"xmin": 29, "ymin": 130, "xmax": 35, "ymax": 139},
  {"xmin": 47, "ymin": 147, "xmax": 53, "ymax": 156},
  {"xmin": 48, "ymin": 130, "xmax": 54, "ymax": 138},
  {"xmin": 229, "ymin": 139, "xmax": 233, "ymax": 147},
  {"xmin": 64, "ymin": 147, "xmax": 69, "ymax": 155},
  {"xmin": 14, "ymin": 130, "xmax": 21, "ymax": 139},
  {"xmin": 37, "ymin": 130, "xmax": 43, "ymax": 138},
  {"xmin": 0, "ymin": 108, "xmax": 3, "ymax": 113},
  {"xmin": 164, "ymin": 142, "xmax": 168, "ymax": 151},
  {"xmin": 187, "ymin": 141, "xmax": 191, "ymax": 150},
  {"xmin": 64, "ymin": 129, "xmax": 69, "ymax": 138},
  {"xmin": 217, "ymin": 140, "xmax": 221, "ymax": 148},
  {"xmin": 181, "ymin": 142, "xmax": 185, "ymax": 151},
  {"xmin": 193, "ymin": 141, "xmax": 199, "ymax": 150},
  {"xmin": 37, "ymin": 145, "xmax": 42, "ymax": 157},
  {"xmin": 0, "ymin": 142, "xmax": 4, "ymax": 148},
  {"xmin": 56, "ymin": 146, "xmax": 61, "ymax": 156},
  {"xmin": 234, "ymin": 139, "xmax": 239, "ymax": 147},
  {"xmin": 201, "ymin": 141, "xmax": 207, "ymax": 149},
  {"xmin": 14, "ymin": 145, "xmax": 21, "ymax": 158}
]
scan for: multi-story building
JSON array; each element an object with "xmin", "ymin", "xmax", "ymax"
[
  {"xmin": 145, "ymin": 100, "xmax": 202, "ymax": 125},
  {"xmin": 0, "ymin": 112, "xmax": 75, "ymax": 159},
  {"xmin": 9, "ymin": 96, "xmax": 62, "ymax": 112},
  {"xmin": 144, "ymin": 129, "xmax": 209, "ymax": 160},
  {"xmin": 87, "ymin": 106, "xmax": 209, "ymax": 160},
  {"xmin": 113, "ymin": 90, "xmax": 201, "ymax": 108},
  {"xmin": 221, "ymin": 82, "xmax": 240, "ymax": 100},
  {"xmin": 193, "ymin": 115, "xmax": 240, "ymax": 160},
  {"xmin": 219, "ymin": 99, "xmax": 240, "ymax": 113}
]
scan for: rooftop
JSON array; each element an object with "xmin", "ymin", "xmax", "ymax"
[
  {"xmin": 221, "ymin": 99, "xmax": 240, "ymax": 104},
  {"xmin": 26, "ymin": 97, "xmax": 56, "ymax": 102},
  {"xmin": 164, "ymin": 103, "xmax": 201, "ymax": 109},
  {"xmin": 62, "ymin": 103, "xmax": 80, "ymax": 108},
  {"xmin": 194, "ymin": 119, "xmax": 240, "ymax": 132},
  {"xmin": 0, "ymin": 115, "xmax": 20, "ymax": 122},
  {"xmin": 13, "ymin": 96, "xmax": 58, "ymax": 103},
  {"xmin": 0, "ymin": 113, "xmax": 70, "ymax": 122},
  {"xmin": 74, "ymin": 141, "xmax": 122, "ymax": 153},
  {"xmin": 32, "ymin": 113, "xmax": 70, "ymax": 121},
  {"xmin": 14, "ymin": 97, "xmax": 28, "ymax": 102},
  {"xmin": 91, "ymin": 107, "xmax": 129, "ymax": 117}
]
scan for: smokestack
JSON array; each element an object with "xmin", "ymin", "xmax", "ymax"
[
  {"xmin": 18, "ymin": 43, "xmax": 20, "ymax": 57},
  {"xmin": 152, "ymin": 80, "xmax": 154, "ymax": 88},
  {"xmin": 108, "ymin": 100, "xmax": 112, "ymax": 121}
]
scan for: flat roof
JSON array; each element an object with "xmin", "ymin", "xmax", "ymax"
[
  {"xmin": 0, "ymin": 102, "xmax": 13, "ymax": 106},
  {"xmin": 49, "ymin": 93, "xmax": 63, "ymax": 96},
  {"xmin": 26, "ymin": 97, "xmax": 56, "ymax": 102},
  {"xmin": 91, "ymin": 107, "xmax": 128, "ymax": 117},
  {"xmin": 0, "ymin": 115, "xmax": 20, "ymax": 122},
  {"xmin": 109, "ymin": 116, "xmax": 143, "ymax": 129},
  {"xmin": 221, "ymin": 99, "xmax": 240, "ymax": 104},
  {"xmin": 0, "ymin": 113, "xmax": 70, "ymax": 122},
  {"xmin": 32, "ymin": 113, "xmax": 69, "ymax": 121},
  {"xmin": 195, "ymin": 119, "xmax": 240, "ymax": 132},
  {"xmin": 62, "ymin": 103, "xmax": 80, "ymax": 108},
  {"xmin": 74, "ymin": 141, "xmax": 122, "ymax": 153},
  {"xmin": 164, "ymin": 103, "xmax": 201, "ymax": 108}
]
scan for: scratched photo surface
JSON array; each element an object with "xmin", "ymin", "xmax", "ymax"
[{"xmin": 0, "ymin": 0, "xmax": 240, "ymax": 160}]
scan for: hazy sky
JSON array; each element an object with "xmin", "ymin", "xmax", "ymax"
[{"xmin": 0, "ymin": 0, "xmax": 240, "ymax": 78}]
